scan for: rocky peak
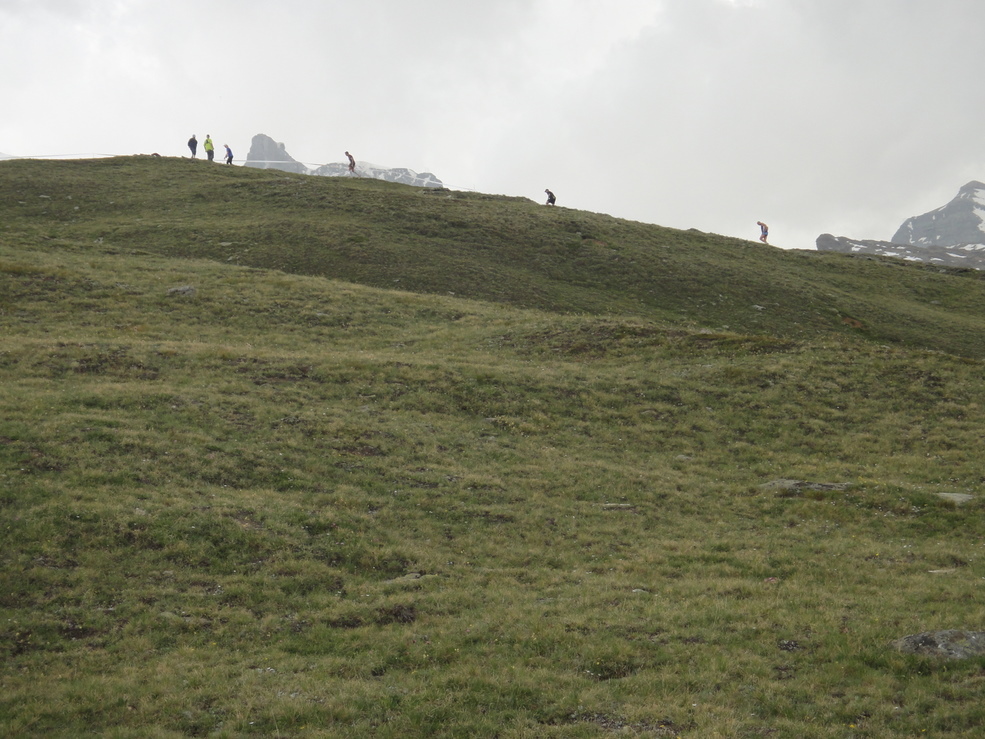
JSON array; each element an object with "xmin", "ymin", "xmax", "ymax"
[
  {"xmin": 891, "ymin": 181, "xmax": 985, "ymax": 247},
  {"xmin": 243, "ymin": 134, "xmax": 307, "ymax": 174},
  {"xmin": 816, "ymin": 180, "xmax": 985, "ymax": 270}
]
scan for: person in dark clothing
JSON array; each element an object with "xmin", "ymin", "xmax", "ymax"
[
  {"xmin": 346, "ymin": 151, "xmax": 356, "ymax": 174},
  {"xmin": 224, "ymin": 145, "xmax": 234, "ymax": 165},
  {"xmin": 545, "ymin": 188, "xmax": 556, "ymax": 206},
  {"xmin": 188, "ymin": 135, "xmax": 198, "ymax": 157}
]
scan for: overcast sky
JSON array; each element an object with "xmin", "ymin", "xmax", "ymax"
[{"xmin": 2, "ymin": 0, "xmax": 983, "ymax": 251}]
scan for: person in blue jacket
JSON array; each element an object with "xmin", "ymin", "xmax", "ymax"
[{"xmin": 224, "ymin": 144, "xmax": 234, "ymax": 165}]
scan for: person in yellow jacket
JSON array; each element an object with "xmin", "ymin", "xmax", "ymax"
[{"xmin": 204, "ymin": 135, "xmax": 215, "ymax": 162}]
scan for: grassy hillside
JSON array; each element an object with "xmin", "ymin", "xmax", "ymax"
[
  {"xmin": 2, "ymin": 158, "xmax": 985, "ymax": 737},
  {"xmin": 3, "ymin": 157, "xmax": 985, "ymax": 357}
]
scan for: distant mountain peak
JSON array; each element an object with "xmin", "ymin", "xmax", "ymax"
[
  {"xmin": 816, "ymin": 181, "xmax": 985, "ymax": 270},
  {"xmin": 890, "ymin": 181, "xmax": 985, "ymax": 247}
]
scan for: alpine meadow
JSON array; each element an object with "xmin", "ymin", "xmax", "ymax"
[{"xmin": 3, "ymin": 156, "xmax": 985, "ymax": 738}]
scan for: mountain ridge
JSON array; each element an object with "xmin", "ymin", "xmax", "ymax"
[
  {"xmin": 816, "ymin": 233, "xmax": 985, "ymax": 270},
  {"xmin": 817, "ymin": 181, "xmax": 985, "ymax": 269},
  {"xmin": 244, "ymin": 133, "xmax": 443, "ymax": 188},
  {"xmin": 891, "ymin": 180, "xmax": 985, "ymax": 247}
]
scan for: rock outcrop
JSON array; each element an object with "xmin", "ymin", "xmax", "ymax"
[
  {"xmin": 892, "ymin": 631, "xmax": 985, "ymax": 660},
  {"xmin": 243, "ymin": 134, "xmax": 307, "ymax": 174}
]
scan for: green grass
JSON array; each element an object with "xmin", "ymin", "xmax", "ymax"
[
  {"xmin": 1, "ymin": 157, "xmax": 985, "ymax": 736},
  {"xmin": 4, "ymin": 156, "xmax": 985, "ymax": 357}
]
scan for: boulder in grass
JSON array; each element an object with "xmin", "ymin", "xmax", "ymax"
[{"xmin": 892, "ymin": 631, "xmax": 985, "ymax": 660}]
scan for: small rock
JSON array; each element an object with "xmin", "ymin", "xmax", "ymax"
[
  {"xmin": 937, "ymin": 493, "xmax": 974, "ymax": 505},
  {"xmin": 761, "ymin": 479, "xmax": 852, "ymax": 493},
  {"xmin": 892, "ymin": 630, "xmax": 985, "ymax": 659},
  {"xmin": 385, "ymin": 572, "xmax": 437, "ymax": 584},
  {"xmin": 167, "ymin": 285, "xmax": 196, "ymax": 297}
]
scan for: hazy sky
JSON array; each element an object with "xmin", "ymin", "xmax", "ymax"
[{"xmin": 2, "ymin": 0, "xmax": 983, "ymax": 251}]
